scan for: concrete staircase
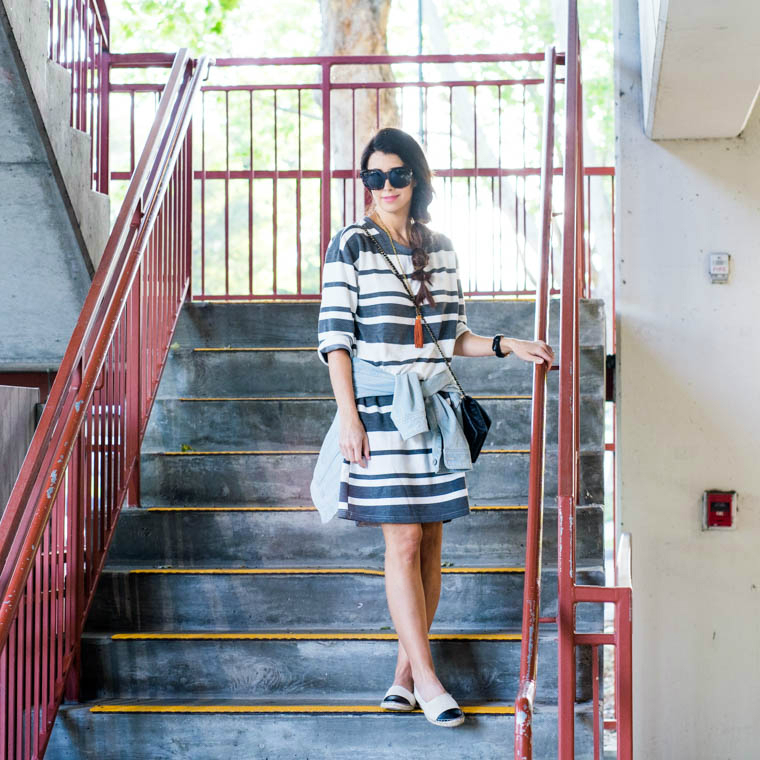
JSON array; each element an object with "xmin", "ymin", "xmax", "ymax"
[{"xmin": 47, "ymin": 299, "xmax": 607, "ymax": 759}]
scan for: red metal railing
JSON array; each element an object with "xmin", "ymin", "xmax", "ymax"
[
  {"xmin": 554, "ymin": 2, "xmax": 632, "ymax": 758},
  {"xmin": 514, "ymin": 43, "xmax": 557, "ymax": 757},
  {"xmin": 0, "ymin": 50, "xmax": 210, "ymax": 759},
  {"xmin": 48, "ymin": 0, "xmax": 111, "ymax": 193},
  {"xmin": 106, "ymin": 51, "xmax": 620, "ymax": 301}
]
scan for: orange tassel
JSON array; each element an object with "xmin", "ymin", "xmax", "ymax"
[{"xmin": 414, "ymin": 312, "xmax": 423, "ymax": 348}]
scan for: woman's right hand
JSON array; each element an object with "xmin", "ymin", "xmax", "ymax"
[{"xmin": 339, "ymin": 413, "xmax": 371, "ymax": 468}]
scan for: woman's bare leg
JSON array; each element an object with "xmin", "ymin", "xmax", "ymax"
[{"xmin": 381, "ymin": 521, "xmax": 446, "ymax": 701}]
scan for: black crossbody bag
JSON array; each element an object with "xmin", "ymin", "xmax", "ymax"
[{"xmin": 361, "ymin": 222, "xmax": 491, "ymax": 462}]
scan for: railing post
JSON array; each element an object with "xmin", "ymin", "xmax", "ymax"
[
  {"xmin": 320, "ymin": 62, "xmax": 332, "ymax": 275},
  {"xmin": 126, "ymin": 263, "xmax": 142, "ymax": 508},
  {"xmin": 616, "ymin": 589, "xmax": 633, "ymax": 759},
  {"xmin": 186, "ymin": 124, "xmax": 193, "ymax": 299},
  {"xmin": 558, "ymin": 1, "xmax": 581, "ymax": 756},
  {"xmin": 98, "ymin": 49, "xmax": 110, "ymax": 195},
  {"xmin": 63, "ymin": 415, "xmax": 85, "ymax": 702}
]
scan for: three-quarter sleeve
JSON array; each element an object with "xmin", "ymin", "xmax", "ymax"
[
  {"xmin": 453, "ymin": 250, "xmax": 471, "ymax": 341},
  {"xmin": 317, "ymin": 228, "xmax": 359, "ymax": 366}
]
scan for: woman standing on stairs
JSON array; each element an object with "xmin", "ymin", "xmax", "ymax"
[{"xmin": 310, "ymin": 127, "xmax": 554, "ymax": 727}]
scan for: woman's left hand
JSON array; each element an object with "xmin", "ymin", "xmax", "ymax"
[{"xmin": 506, "ymin": 337, "xmax": 555, "ymax": 368}]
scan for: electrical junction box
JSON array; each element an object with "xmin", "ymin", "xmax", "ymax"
[
  {"xmin": 709, "ymin": 253, "xmax": 730, "ymax": 284},
  {"xmin": 702, "ymin": 490, "xmax": 737, "ymax": 530}
]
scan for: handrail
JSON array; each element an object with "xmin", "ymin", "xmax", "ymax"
[
  {"xmin": 514, "ymin": 44, "xmax": 558, "ymax": 760},
  {"xmin": 0, "ymin": 49, "xmax": 212, "ymax": 759},
  {"xmin": 555, "ymin": 2, "xmax": 633, "ymax": 758}
]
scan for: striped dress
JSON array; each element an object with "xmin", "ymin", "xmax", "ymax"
[{"xmin": 317, "ymin": 215, "xmax": 472, "ymax": 526}]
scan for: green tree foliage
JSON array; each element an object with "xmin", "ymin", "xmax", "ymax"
[
  {"xmin": 106, "ymin": 1, "xmax": 612, "ymax": 296},
  {"xmin": 114, "ymin": 0, "xmax": 243, "ymax": 50}
]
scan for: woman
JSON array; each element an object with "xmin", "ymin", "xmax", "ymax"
[{"xmin": 312, "ymin": 127, "xmax": 554, "ymax": 727}]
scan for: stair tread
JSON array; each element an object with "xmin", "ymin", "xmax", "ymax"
[
  {"xmin": 128, "ymin": 501, "xmax": 603, "ymax": 510},
  {"xmin": 67, "ymin": 696, "xmax": 520, "ymax": 711},
  {"xmin": 82, "ymin": 626, "xmax": 527, "ymax": 638},
  {"xmin": 99, "ymin": 562, "xmax": 604, "ymax": 573},
  {"xmin": 60, "ymin": 696, "xmax": 598, "ymax": 713}
]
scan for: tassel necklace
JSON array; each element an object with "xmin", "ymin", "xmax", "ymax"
[{"xmin": 373, "ymin": 215, "xmax": 424, "ymax": 348}]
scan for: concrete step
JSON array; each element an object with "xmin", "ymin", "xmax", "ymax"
[
  {"xmin": 78, "ymin": 628, "xmax": 596, "ymax": 703},
  {"xmin": 172, "ymin": 298, "xmax": 606, "ymax": 349},
  {"xmin": 154, "ymin": 344, "xmax": 605, "ymax": 399},
  {"xmin": 106, "ymin": 504, "xmax": 604, "ymax": 569},
  {"xmin": 138, "ymin": 449, "xmax": 604, "ymax": 506},
  {"xmin": 83, "ymin": 566, "xmax": 604, "ymax": 633},
  {"xmin": 47, "ymin": 699, "xmax": 599, "ymax": 760},
  {"xmin": 141, "ymin": 395, "xmax": 605, "ymax": 453}
]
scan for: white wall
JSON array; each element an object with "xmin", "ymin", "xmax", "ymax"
[{"xmin": 615, "ymin": 0, "xmax": 760, "ymax": 756}]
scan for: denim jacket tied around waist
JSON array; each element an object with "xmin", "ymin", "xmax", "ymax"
[{"xmin": 309, "ymin": 356, "xmax": 473, "ymax": 524}]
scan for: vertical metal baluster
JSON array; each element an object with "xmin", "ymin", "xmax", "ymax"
[
  {"xmin": 296, "ymin": 88, "xmax": 302, "ymax": 295},
  {"xmin": 351, "ymin": 88, "xmax": 356, "ymax": 224},
  {"xmin": 225, "ymin": 90, "xmax": 230, "ymax": 297},
  {"xmin": 272, "ymin": 89, "xmax": 278, "ymax": 295},
  {"xmin": 248, "ymin": 89, "xmax": 254, "ymax": 297},
  {"xmin": 8, "ymin": 617, "xmax": 15, "ymax": 756},
  {"xmin": 201, "ymin": 90, "xmax": 207, "ymax": 297}
]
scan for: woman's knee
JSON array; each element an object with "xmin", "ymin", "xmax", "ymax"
[
  {"xmin": 420, "ymin": 521, "xmax": 443, "ymax": 554},
  {"xmin": 420, "ymin": 521, "xmax": 442, "ymax": 543},
  {"xmin": 382, "ymin": 523, "xmax": 424, "ymax": 563}
]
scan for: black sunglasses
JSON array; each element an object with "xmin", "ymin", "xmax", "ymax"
[{"xmin": 360, "ymin": 166, "xmax": 414, "ymax": 191}]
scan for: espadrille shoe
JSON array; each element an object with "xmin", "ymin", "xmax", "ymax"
[
  {"xmin": 380, "ymin": 683, "xmax": 417, "ymax": 711},
  {"xmin": 413, "ymin": 685, "xmax": 465, "ymax": 727}
]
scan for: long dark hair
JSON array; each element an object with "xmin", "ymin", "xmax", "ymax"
[{"xmin": 360, "ymin": 127, "xmax": 436, "ymax": 307}]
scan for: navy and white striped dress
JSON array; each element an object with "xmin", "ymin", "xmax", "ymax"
[{"xmin": 317, "ymin": 215, "xmax": 472, "ymax": 526}]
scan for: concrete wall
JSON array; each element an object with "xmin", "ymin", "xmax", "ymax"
[
  {"xmin": 615, "ymin": 0, "xmax": 760, "ymax": 756},
  {"xmin": 0, "ymin": 0, "xmax": 110, "ymax": 271},
  {"xmin": 0, "ymin": 385, "xmax": 39, "ymax": 517},
  {"xmin": 636, "ymin": 0, "xmax": 760, "ymax": 139},
  {"xmin": 0, "ymin": 2, "xmax": 94, "ymax": 370}
]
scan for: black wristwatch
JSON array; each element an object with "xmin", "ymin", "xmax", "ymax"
[{"xmin": 492, "ymin": 334, "xmax": 507, "ymax": 358}]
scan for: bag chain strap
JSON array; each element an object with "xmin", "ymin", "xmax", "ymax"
[{"xmin": 361, "ymin": 222, "xmax": 467, "ymax": 398}]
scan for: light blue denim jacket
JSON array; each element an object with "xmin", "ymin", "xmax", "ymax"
[{"xmin": 309, "ymin": 356, "xmax": 473, "ymax": 523}]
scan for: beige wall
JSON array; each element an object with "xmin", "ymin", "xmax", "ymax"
[{"xmin": 615, "ymin": 0, "xmax": 760, "ymax": 756}]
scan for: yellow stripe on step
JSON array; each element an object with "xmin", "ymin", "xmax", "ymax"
[
  {"xmin": 470, "ymin": 504, "xmax": 529, "ymax": 510},
  {"xmin": 159, "ymin": 450, "xmax": 319, "ymax": 456},
  {"xmin": 475, "ymin": 395, "xmax": 532, "ymax": 400},
  {"xmin": 127, "ymin": 567, "xmax": 525, "ymax": 575},
  {"xmin": 157, "ymin": 449, "xmax": 530, "ymax": 456},
  {"xmin": 178, "ymin": 396, "xmax": 334, "ymax": 401},
  {"xmin": 89, "ymin": 703, "xmax": 516, "ymax": 715},
  {"xmin": 147, "ymin": 506, "xmax": 317, "ymax": 511},
  {"xmin": 110, "ymin": 632, "xmax": 522, "ymax": 641},
  {"xmin": 194, "ymin": 346, "xmax": 315, "ymax": 352}
]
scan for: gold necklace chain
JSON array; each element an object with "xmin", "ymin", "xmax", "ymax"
[
  {"xmin": 371, "ymin": 214, "xmax": 425, "ymax": 349},
  {"xmin": 373, "ymin": 215, "xmax": 412, "ymax": 288}
]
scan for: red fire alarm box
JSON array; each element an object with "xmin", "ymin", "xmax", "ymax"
[{"xmin": 702, "ymin": 490, "xmax": 737, "ymax": 530}]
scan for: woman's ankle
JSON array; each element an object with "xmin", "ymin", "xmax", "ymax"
[{"xmin": 410, "ymin": 665, "xmax": 439, "ymax": 686}]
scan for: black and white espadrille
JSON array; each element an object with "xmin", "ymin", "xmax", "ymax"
[{"xmin": 379, "ymin": 684, "xmax": 417, "ymax": 711}]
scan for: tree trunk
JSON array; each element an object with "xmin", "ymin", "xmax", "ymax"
[{"xmin": 319, "ymin": 0, "xmax": 401, "ymax": 222}]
